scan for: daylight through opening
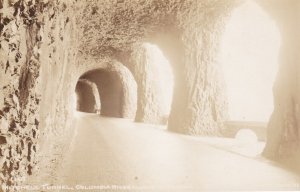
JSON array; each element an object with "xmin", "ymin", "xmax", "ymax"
[{"xmin": 220, "ymin": 0, "xmax": 281, "ymax": 122}]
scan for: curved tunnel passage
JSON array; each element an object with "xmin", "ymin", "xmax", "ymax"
[
  {"xmin": 75, "ymin": 79, "xmax": 100, "ymax": 113},
  {"xmin": 77, "ymin": 64, "xmax": 137, "ymax": 118},
  {"xmin": 82, "ymin": 70, "xmax": 123, "ymax": 117}
]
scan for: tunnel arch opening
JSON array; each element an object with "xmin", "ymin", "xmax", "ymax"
[
  {"xmin": 75, "ymin": 79, "xmax": 101, "ymax": 113},
  {"xmin": 81, "ymin": 69, "xmax": 124, "ymax": 117},
  {"xmin": 220, "ymin": 0, "xmax": 281, "ymax": 122},
  {"xmin": 220, "ymin": 0, "xmax": 281, "ymax": 143},
  {"xmin": 75, "ymin": 63, "xmax": 137, "ymax": 119}
]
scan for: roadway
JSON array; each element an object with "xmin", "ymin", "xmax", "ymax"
[{"xmin": 56, "ymin": 112, "xmax": 300, "ymax": 191}]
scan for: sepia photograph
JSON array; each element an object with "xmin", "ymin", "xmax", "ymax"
[{"xmin": 0, "ymin": 0, "xmax": 300, "ymax": 191}]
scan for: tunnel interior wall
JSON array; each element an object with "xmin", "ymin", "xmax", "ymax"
[
  {"xmin": 260, "ymin": 0, "xmax": 300, "ymax": 163},
  {"xmin": 1, "ymin": 0, "xmax": 300, "ymax": 187},
  {"xmin": 74, "ymin": 0, "xmax": 239, "ymax": 135},
  {"xmin": 0, "ymin": 0, "xmax": 79, "ymax": 186},
  {"xmin": 126, "ymin": 46, "xmax": 168, "ymax": 124}
]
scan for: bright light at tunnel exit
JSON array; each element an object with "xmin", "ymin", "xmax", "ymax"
[{"xmin": 220, "ymin": 0, "xmax": 281, "ymax": 122}]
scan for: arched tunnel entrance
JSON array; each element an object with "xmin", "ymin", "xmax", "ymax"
[
  {"xmin": 220, "ymin": 0, "xmax": 281, "ymax": 142},
  {"xmin": 75, "ymin": 79, "xmax": 100, "ymax": 113},
  {"xmin": 76, "ymin": 63, "xmax": 137, "ymax": 118},
  {"xmin": 81, "ymin": 69, "xmax": 124, "ymax": 117}
]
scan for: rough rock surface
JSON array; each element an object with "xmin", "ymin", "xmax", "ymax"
[
  {"xmin": 259, "ymin": 0, "xmax": 300, "ymax": 166},
  {"xmin": 1, "ymin": 0, "xmax": 300, "ymax": 188},
  {"xmin": 0, "ymin": 0, "xmax": 78, "ymax": 187},
  {"xmin": 125, "ymin": 44, "xmax": 168, "ymax": 124},
  {"xmin": 0, "ymin": 0, "xmax": 235, "ymax": 186},
  {"xmin": 115, "ymin": 1, "xmax": 234, "ymax": 132}
]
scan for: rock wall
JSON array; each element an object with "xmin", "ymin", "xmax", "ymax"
[
  {"xmin": 259, "ymin": 0, "xmax": 300, "ymax": 163},
  {"xmin": 146, "ymin": 2, "xmax": 232, "ymax": 134},
  {"xmin": 0, "ymin": 0, "xmax": 78, "ymax": 187},
  {"xmin": 125, "ymin": 44, "xmax": 167, "ymax": 124},
  {"xmin": 63, "ymin": 0, "xmax": 300, "ymax": 172},
  {"xmin": 160, "ymin": 20, "xmax": 229, "ymax": 135},
  {"xmin": 75, "ymin": 79, "xmax": 100, "ymax": 113}
]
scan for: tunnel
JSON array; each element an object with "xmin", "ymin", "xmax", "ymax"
[
  {"xmin": 220, "ymin": 0, "xmax": 281, "ymax": 123},
  {"xmin": 1, "ymin": 0, "xmax": 300, "ymax": 190},
  {"xmin": 81, "ymin": 69, "xmax": 124, "ymax": 117},
  {"xmin": 220, "ymin": 0, "xmax": 281, "ymax": 143},
  {"xmin": 77, "ymin": 63, "xmax": 137, "ymax": 118},
  {"xmin": 75, "ymin": 79, "xmax": 100, "ymax": 113}
]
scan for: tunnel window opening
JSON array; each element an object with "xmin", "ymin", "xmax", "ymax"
[
  {"xmin": 143, "ymin": 43, "xmax": 175, "ymax": 124},
  {"xmin": 220, "ymin": 0, "xmax": 281, "ymax": 123}
]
